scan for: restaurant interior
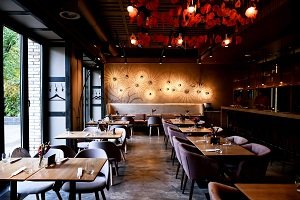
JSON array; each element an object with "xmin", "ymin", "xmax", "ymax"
[{"xmin": 0, "ymin": 0, "xmax": 300, "ymax": 199}]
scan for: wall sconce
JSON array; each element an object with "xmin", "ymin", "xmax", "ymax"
[
  {"xmin": 187, "ymin": 0, "xmax": 196, "ymax": 13},
  {"xmin": 222, "ymin": 34, "xmax": 231, "ymax": 47},
  {"xmin": 177, "ymin": 33, "xmax": 183, "ymax": 46},
  {"xmin": 130, "ymin": 33, "xmax": 137, "ymax": 45}
]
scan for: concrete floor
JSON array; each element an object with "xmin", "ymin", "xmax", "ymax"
[{"xmin": 1, "ymin": 131, "xmax": 295, "ymax": 200}]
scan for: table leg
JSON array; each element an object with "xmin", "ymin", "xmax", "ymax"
[
  {"xmin": 68, "ymin": 181, "xmax": 76, "ymax": 200},
  {"xmin": 10, "ymin": 181, "xmax": 17, "ymax": 200}
]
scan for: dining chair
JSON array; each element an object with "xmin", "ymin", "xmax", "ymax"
[
  {"xmin": 225, "ymin": 136, "xmax": 248, "ymax": 145},
  {"xmin": 88, "ymin": 141, "xmax": 122, "ymax": 186},
  {"xmin": 172, "ymin": 136, "xmax": 200, "ymax": 190},
  {"xmin": 11, "ymin": 147, "xmax": 63, "ymax": 200},
  {"xmin": 147, "ymin": 116, "xmax": 162, "ymax": 136},
  {"xmin": 162, "ymin": 120, "xmax": 177, "ymax": 149},
  {"xmin": 50, "ymin": 145, "xmax": 76, "ymax": 158},
  {"xmin": 179, "ymin": 143, "xmax": 224, "ymax": 200},
  {"xmin": 121, "ymin": 116, "xmax": 135, "ymax": 138},
  {"xmin": 77, "ymin": 127, "xmax": 99, "ymax": 151},
  {"xmin": 208, "ymin": 182, "xmax": 243, "ymax": 200},
  {"xmin": 61, "ymin": 149, "xmax": 109, "ymax": 200},
  {"xmin": 226, "ymin": 143, "xmax": 271, "ymax": 183},
  {"xmin": 167, "ymin": 126, "xmax": 186, "ymax": 165}
]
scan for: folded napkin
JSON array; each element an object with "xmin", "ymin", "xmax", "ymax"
[
  {"xmin": 10, "ymin": 166, "xmax": 27, "ymax": 178},
  {"xmin": 205, "ymin": 149, "xmax": 221, "ymax": 152},
  {"xmin": 77, "ymin": 167, "xmax": 83, "ymax": 179},
  {"xmin": 9, "ymin": 157, "xmax": 22, "ymax": 164}
]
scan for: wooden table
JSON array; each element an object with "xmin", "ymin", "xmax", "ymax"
[
  {"xmin": 0, "ymin": 158, "xmax": 41, "ymax": 200},
  {"xmin": 235, "ymin": 183, "xmax": 300, "ymax": 200},
  {"xmin": 55, "ymin": 130, "xmax": 122, "ymax": 140},
  {"xmin": 179, "ymin": 127, "xmax": 212, "ymax": 136},
  {"xmin": 169, "ymin": 118, "xmax": 196, "ymax": 126},
  {"xmin": 187, "ymin": 136, "xmax": 255, "ymax": 157},
  {"xmin": 27, "ymin": 158, "xmax": 106, "ymax": 200}
]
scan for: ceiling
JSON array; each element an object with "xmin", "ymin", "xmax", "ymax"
[{"xmin": 0, "ymin": 0, "xmax": 299, "ymax": 66}]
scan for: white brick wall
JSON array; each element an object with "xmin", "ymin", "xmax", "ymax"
[{"xmin": 28, "ymin": 40, "xmax": 41, "ymax": 155}]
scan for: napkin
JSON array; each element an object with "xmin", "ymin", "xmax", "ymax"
[
  {"xmin": 77, "ymin": 167, "xmax": 83, "ymax": 179},
  {"xmin": 9, "ymin": 157, "xmax": 22, "ymax": 164},
  {"xmin": 205, "ymin": 149, "xmax": 221, "ymax": 152},
  {"xmin": 10, "ymin": 166, "xmax": 27, "ymax": 178}
]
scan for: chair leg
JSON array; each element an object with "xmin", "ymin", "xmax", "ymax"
[
  {"xmin": 114, "ymin": 161, "xmax": 119, "ymax": 176},
  {"xmin": 54, "ymin": 190, "xmax": 63, "ymax": 200},
  {"xmin": 189, "ymin": 180, "xmax": 195, "ymax": 200},
  {"xmin": 165, "ymin": 136, "xmax": 169, "ymax": 149},
  {"xmin": 182, "ymin": 174, "xmax": 188, "ymax": 194},
  {"xmin": 100, "ymin": 190, "xmax": 106, "ymax": 200},
  {"xmin": 157, "ymin": 127, "xmax": 160, "ymax": 136},
  {"xmin": 180, "ymin": 169, "xmax": 185, "ymax": 190},
  {"xmin": 78, "ymin": 193, "xmax": 81, "ymax": 200},
  {"xmin": 109, "ymin": 163, "xmax": 113, "ymax": 186},
  {"xmin": 35, "ymin": 194, "xmax": 40, "ymax": 200},
  {"xmin": 95, "ymin": 191, "xmax": 100, "ymax": 200},
  {"xmin": 149, "ymin": 127, "xmax": 152, "ymax": 136},
  {"xmin": 176, "ymin": 163, "xmax": 180, "ymax": 179},
  {"xmin": 130, "ymin": 127, "xmax": 133, "ymax": 138}
]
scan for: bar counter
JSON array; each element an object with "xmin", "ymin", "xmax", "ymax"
[{"xmin": 221, "ymin": 106, "xmax": 300, "ymax": 172}]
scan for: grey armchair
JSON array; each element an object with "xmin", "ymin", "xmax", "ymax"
[
  {"xmin": 88, "ymin": 141, "xmax": 122, "ymax": 186},
  {"xmin": 179, "ymin": 143, "xmax": 224, "ymax": 200},
  {"xmin": 147, "ymin": 116, "xmax": 162, "ymax": 136},
  {"xmin": 61, "ymin": 149, "xmax": 109, "ymax": 200}
]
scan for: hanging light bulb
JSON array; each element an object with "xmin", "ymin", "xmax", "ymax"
[
  {"xmin": 177, "ymin": 33, "xmax": 183, "ymax": 46},
  {"xmin": 245, "ymin": 6, "xmax": 258, "ymax": 19},
  {"xmin": 127, "ymin": 5, "xmax": 134, "ymax": 13},
  {"xmin": 222, "ymin": 34, "xmax": 232, "ymax": 47},
  {"xmin": 130, "ymin": 33, "xmax": 137, "ymax": 45},
  {"xmin": 187, "ymin": 0, "xmax": 196, "ymax": 13}
]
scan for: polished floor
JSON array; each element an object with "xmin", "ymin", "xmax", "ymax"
[{"xmin": 1, "ymin": 131, "xmax": 295, "ymax": 200}]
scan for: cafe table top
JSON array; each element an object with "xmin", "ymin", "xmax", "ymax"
[
  {"xmin": 55, "ymin": 130, "xmax": 122, "ymax": 140},
  {"xmin": 169, "ymin": 118, "xmax": 196, "ymax": 126},
  {"xmin": 0, "ymin": 158, "xmax": 41, "ymax": 181},
  {"xmin": 179, "ymin": 127, "xmax": 212, "ymax": 135},
  {"xmin": 27, "ymin": 158, "xmax": 106, "ymax": 182},
  {"xmin": 235, "ymin": 183, "xmax": 300, "ymax": 200},
  {"xmin": 187, "ymin": 136, "xmax": 255, "ymax": 157}
]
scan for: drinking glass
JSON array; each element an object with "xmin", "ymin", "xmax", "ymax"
[
  {"xmin": 65, "ymin": 128, "xmax": 70, "ymax": 135},
  {"xmin": 85, "ymin": 160, "xmax": 94, "ymax": 175},
  {"xmin": 1, "ymin": 153, "xmax": 8, "ymax": 163}
]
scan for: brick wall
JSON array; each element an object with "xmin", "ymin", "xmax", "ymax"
[{"xmin": 28, "ymin": 39, "xmax": 41, "ymax": 155}]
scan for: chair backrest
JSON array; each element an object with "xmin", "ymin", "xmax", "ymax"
[
  {"xmin": 236, "ymin": 143, "xmax": 271, "ymax": 182},
  {"xmin": 75, "ymin": 149, "xmax": 110, "ymax": 190},
  {"xmin": 11, "ymin": 147, "xmax": 31, "ymax": 158},
  {"xmin": 147, "ymin": 116, "xmax": 162, "ymax": 126},
  {"xmin": 167, "ymin": 126, "xmax": 186, "ymax": 147},
  {"xmin": 83, "ymin": 126, "xmax": 98, "ymax": 132},
  {"xmin": 172, "ymin": 136, "xmax": 198, "ymax": 165},
  {"xmin": 179, "ymin": 143, "xmax": 222, "ymax": 181},
  {"xmin": 50, "ymin": 145, "xmax": 76, "ymax": 158},
  {"xmin": 115, "ymin": 127, "xmax": 127, "ymax": 147},
  {"xmin": 121, "ymin": 116, "xmax": 134, "ymax": 124},
  {"xmin": 88, "ymin": 141, "xmax": 122, "ymax": 162},
  {"xmin": 44, "ymin": 148, "xmax": 64, "ymax": 158},
  {"xmin": 208, "ymin": 182, "xmax": 242, "ymax": 200},
  {"xmin": 226, "ymin": 136, "xmax": 248, "ymax": 145},
  {"xmin": 162, "ymin": 121, "xmax": 175, "ymax": 137}
]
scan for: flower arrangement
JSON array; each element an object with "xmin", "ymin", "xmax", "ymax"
[{"xmin": 38, "ymin": 142, "xmax": 50, "ymax": 167}]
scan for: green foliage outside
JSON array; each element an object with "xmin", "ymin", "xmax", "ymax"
[{"xmin": 3, "ymin": 27, "xmax": 20, "ymax": 117}]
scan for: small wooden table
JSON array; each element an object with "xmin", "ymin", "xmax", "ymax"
[
  {"xmin": 179, "ymin": 127, "xmax": 212, "ymax": 136},
  {"xmin": 169, "ymin": 118, "xmax": 196, "ymax": 126},
  {"xmin": 55, "ymin": 130, "xmax": 122, "ymax": 140},
  {"xmin": 187, "ymin": 136, "xmax": 255, "ymax": 157},
  {"xmin": 235, "ymin": 183, "xmax": 300, "ymax": 200},
  {"xmin": 27, "ymin": 158, "xmax": 106, "ymax": 200}
]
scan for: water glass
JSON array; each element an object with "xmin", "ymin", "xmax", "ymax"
[
  {"xmin": 85, "ymin": 161, "xmax": 94, "ymax": 175},
  {"xmin": 1, "ymin": 153, "xmax": 8, "ymax": 163},
  {"xmin": 66, "ymin": 128, "xmax": 70, "ymax": 135}
]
